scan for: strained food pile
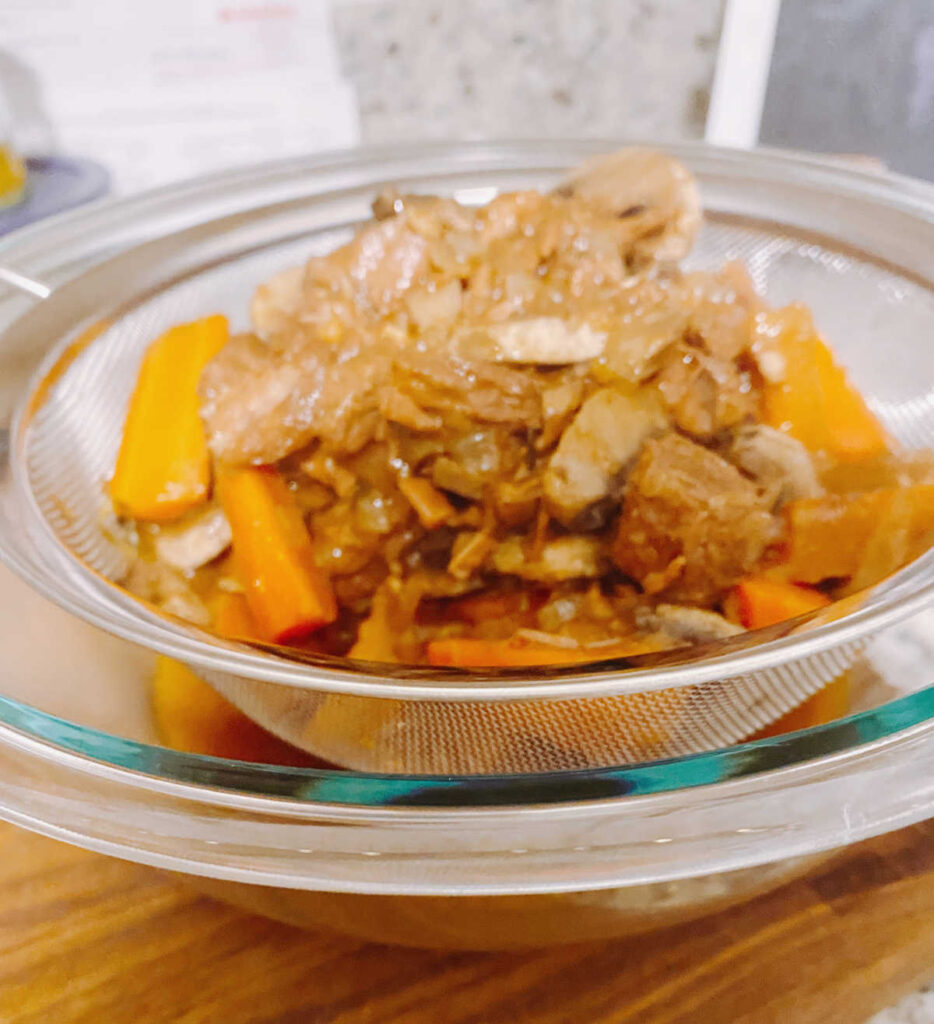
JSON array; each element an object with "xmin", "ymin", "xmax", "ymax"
[{"xmin": 109, "ymin": 148, "xmax": 934, "ymax": 670}]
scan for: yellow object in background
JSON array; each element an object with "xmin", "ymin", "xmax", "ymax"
[{"xmin": 0, "ymin": 143, "xmax": 27, "ymax": 207}]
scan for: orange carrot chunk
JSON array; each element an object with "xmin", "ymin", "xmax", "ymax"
[
  {"xmin": 749, "ymin": 674, "xmax": 851, "ymax": 740},
  {"xmin": 217, "ymin": 466, "xmax": 337, "ymax": 643},
  {"xmin": 731, "ymin": 576, "xmax": 831, "ymax": 630},
  {"xmin": 151, "ymin": 655, "xmax": 321, "ymax": 766},
  {"xmin": 730, "ymin": 577, "xmax": 850, "ymax": 738},
  {"xmin": 758, "ymin": 305, "xmax": 889, "ymax": 462},
  {"xmin": 111, "ymin": 315, "xmax": 228, "ymax": 520},
  {"xmin": 426, "ymin": 636, "xmax": 653, "ymax": 668}
]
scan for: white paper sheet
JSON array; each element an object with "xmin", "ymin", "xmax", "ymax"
[{"xmin": 0, "ymin": 0, "xmax": 359, "ymax": 193}]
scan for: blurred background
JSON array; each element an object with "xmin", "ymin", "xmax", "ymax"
[{"xmin": 0, "ymin": 0, "xmax": 931, "ymax": 222}]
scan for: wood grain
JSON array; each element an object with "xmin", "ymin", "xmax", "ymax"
[{"xmin": 0, "ymin": 820, "xmax": 931, "ymax": 1024}]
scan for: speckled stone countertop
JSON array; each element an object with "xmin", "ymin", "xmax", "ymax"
[
  {"xmin": 872, "ymin": 991, "xmax": 934, "ymax": 1024},
  {"xmin": 333, "ymin": 0, "xmax": 722, "ymax": 144}
]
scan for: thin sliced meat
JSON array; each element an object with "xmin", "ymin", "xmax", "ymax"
[
  {"xmin": 250, "ymin": 265, "xmax": 305, "ymax": 341},
  {"xmin": 199, "ymin": 334, "xmax": 321, "ymax": 464},
  {"xmin": 344, "ymin": 217, "xmax": 429, "ymax": 315},
  {"xmin": 683, "ymin": 267, "xmax": 758, "ymax": 362},
  {"xmin": 199, "ymin": 334, "xmax": 389, "ymax": 464},
  {"xmin": 393, "ymin": 350, "xmax": 542, "ymax": 427},
  {"xmin": 599, "ymin": 304, "xmax": 687, "ymax": 384},
  {"xmin": 249, "ymin": 217, "xmax": 429, "ymax": 348},
  {"xmin": 654, "ymin": 342, "xmax": 758, "ymax": 439}
]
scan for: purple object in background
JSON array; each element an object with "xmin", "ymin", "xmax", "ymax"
[{"xmin": 0, "ymin": 156, "xmax": 109, "ymax": 235}]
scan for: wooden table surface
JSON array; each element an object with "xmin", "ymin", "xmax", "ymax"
[{"xmin": 0, "ymin": 820, "xmax": 932, "ymax": 1024}]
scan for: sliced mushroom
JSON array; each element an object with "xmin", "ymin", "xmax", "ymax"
[
  {"xmin": 544, "ymin": 388, "xmax": 667, "ymax": 525},
  {"xmin": 731, "ymin": 425, "xmax": 823, "ymax": 507},
  {"xmin": 153, "ymin": 505, "xmax": 232, "ymax": 573},
  {"xmin": 561, "ymin": 147, "xmax": 701, "ymax": 261},
  {"xmin": 482, "ymin": 317, "xmax": 607, "ymax": 365},
  {"xmin": 637, "ymin": 604, "xmax": 743, "ymax": 644}
]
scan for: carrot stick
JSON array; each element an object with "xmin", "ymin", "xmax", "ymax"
[
  {"xmin": 217, "ymin": 466, "xmax": 337, "ymax": 642},
  {"xmin": 111, "ymin": 315, "xmax": 228, "ymax": 520},
  {"xmin": 426, "ymin": 635, "xmax": 653, "ymax": 668},
  {"xmin": 731, "ymin": 576, "xmax": 831, "ymax": 630},
  {"xmin": 758, "ymin": 305, "xmax": 889, "ymax": 461}
]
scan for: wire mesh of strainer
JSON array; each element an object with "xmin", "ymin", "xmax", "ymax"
[{"xmin": 4, "ymin": 143, "xmax": 934, "ymax": 773}]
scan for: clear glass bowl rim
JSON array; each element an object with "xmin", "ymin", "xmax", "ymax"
[{"xmin": 1, "ymin": 687, "xmax": 933, "ymax": 809}]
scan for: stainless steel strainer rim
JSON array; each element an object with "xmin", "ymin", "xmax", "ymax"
[{"xmin": 3, "ymin": 140, "xmax": 934, "ymax": 704}]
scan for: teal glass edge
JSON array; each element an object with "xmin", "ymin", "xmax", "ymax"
[{"xmin": 0, "ymin": 687, "xmax": 931, "ymax": 807}]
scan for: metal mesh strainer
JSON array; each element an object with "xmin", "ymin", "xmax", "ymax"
[{"xmin": 4, "ymin": 142, "xmax": 934, "ymax": 773}]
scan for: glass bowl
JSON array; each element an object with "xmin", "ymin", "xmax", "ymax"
[
  {"xmin": 0, "ymin": 557, "xmax": 931, "ymax": 948},
  {"xmin": 4, "ymin": 141, "xmax": 934, "ymax": 773},
  {"xmin": 0, "ymin": 142, "xmax": 932, "ymax": 949}
]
